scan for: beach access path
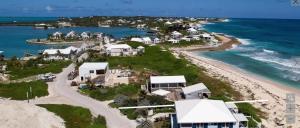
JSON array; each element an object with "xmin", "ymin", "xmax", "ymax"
[{"xmin": 31, "ymin": 64, "xmax": 137, "ymax": 128}]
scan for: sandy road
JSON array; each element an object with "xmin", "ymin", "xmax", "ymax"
[{"xmin": 32, "ymin": 64, "xmax": 136, "ymax": 128}]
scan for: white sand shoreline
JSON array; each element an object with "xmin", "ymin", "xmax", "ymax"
[{"xmin": 173, "ymin": 49, "xmax": 300, "ymax": 127}]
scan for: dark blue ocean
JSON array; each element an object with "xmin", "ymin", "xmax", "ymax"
[
  {"xmin": 199, "ymin": 19, "xmax": 300, "ymax": 88},
  {"xmin": 0, "ymin": 17, "xmax": 147, "ymax": 58}
]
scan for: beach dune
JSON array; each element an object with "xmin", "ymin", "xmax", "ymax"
[{"xmin": 175, "ymin": 50, "xmax": 300, "ymax": 128}]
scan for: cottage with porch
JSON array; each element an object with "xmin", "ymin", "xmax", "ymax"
[{"xmin": 148, "ymin": 75, "xmax": 186, "ymax": 92}]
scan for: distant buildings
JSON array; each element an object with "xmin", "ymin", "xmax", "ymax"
[
  {"xmin": 130, "ymin": 37, "xmax": 155, "ymax": 44},
  {"xmin": 171, "ymin": 99, "xmax": 248, "ymax": 128}
]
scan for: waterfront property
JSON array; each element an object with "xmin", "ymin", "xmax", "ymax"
[
  {"xmin": 148, "ymin": 75, "xmax": 186, "ymax": 92},
  {"xmin": 43, "ymin": 46, "xmax": 79, "ymax": 60},
  {"xmin": 171, "ymin": 99, "xmax": 248, "ymax": 128},
  {"xmin": 182, "ymin": 83, "xmax": 211, "ymax": 99},
  {"xmin": 78, "ymin": 62, "xmax": 109, "ymax": 84}
]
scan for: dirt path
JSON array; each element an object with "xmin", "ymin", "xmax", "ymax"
[{"xmin": 31, "ymin": 64, "xmax": 137, "ymax": 128}]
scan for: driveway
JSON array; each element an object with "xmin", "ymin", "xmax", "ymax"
[{"xmin": 32, "ymin": 64, "xmax": 137, "ymax": 128}]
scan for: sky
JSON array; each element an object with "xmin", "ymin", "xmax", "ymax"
[{"xmin": 0, "ymin": 0, "xmax": 300, "ymax": 19}]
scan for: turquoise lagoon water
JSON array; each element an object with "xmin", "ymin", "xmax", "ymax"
[
  {"xmin": 199, "ymin": 19, "xmax": 300, "ymax": 88},
  {"xmin": 0, "ymin": 26, "xmax": 147, "ymax": 58}
]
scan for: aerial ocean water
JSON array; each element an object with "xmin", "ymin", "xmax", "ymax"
[
  {"xmin": 198, "ymin": 19, "xmax": 300, "ymax": 88},
  {"xmin": 0, "ymin": 17, "xmax": 147, "ymax": 58}
]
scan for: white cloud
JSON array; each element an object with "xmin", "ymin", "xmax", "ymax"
[{"xmin": 45, "ymin": 5, "xmax": 54, "ymax": 12}]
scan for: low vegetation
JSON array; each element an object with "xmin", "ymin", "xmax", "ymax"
[
  {"xmin": 0, "ymin": 80, "xmax": 48, "ymax": 100},
  {"xmin": 39, "ymin": 104, "xmax": 106, "ymax": 128},
  {"xmin": 80, "ymin": 84, "xmax": 140, "ymax": 101},
  {"xmin": 6, "ymin": 57, "xmax": 71, "ymax": 80}
]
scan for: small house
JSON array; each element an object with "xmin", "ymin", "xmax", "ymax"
[
  {"xmin": 105, "ymin": 44, "xmax": 133, "ymax": 56},
  {"xmin": 182, "ymin": 83, "xmax": 211, "ymax": 99},
  {"xmin": 78, "ymin": 62, "xmax": 109, "ymax": 83},
  {"xmin": 149, "ymin": 75, "xmax": 186, "ymax": 92}
]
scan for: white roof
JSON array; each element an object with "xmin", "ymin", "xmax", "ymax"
[
  {"xmin": 79, "ymin": 62, "xmax": 108, "ymax": 70},
  {"xmin": 233, "ymin": 113, "xmax": 248, "ymax": 122},
  {"xmin": 142, "ymin": 37, "xmax": 152, "ymax": 42},
  {"xmin": 106, "ymin": 44, "xmax": 131, "ymax": 50},
  {"xmin": 175, "ymin": 99, "xmax": 237, "ymax": 123},
  {"xmin": 43, "ymin": 46, "xmax": 79, "ymax": 55},
  {"xmin": 150, "ymin": 76, "xmax": 186, "ymax": 84},
  {"xmin": 137, "ymin": 46, "xmax": 145, "ymax": 49},
  {"xmin": 131, "ymin": 38, "xmax": 144, "ymax": 42},
  {"xmin": 152, "ymin": 89, "xmax": 170, "ymax": 96},
  {"xmin": 182, "ymin": 83, "xmax": 210, "ymax": 94},
  {"xmin": 172, "ymin": 31, "xmax": 182, "ymax": 36},
  {"xmin": 187, "ymin": 28, "xmax": 197, "ymax": 32},
  {"xmin": 201, "ymin": 33, "xmax": 211, "ymax": 38},
  {"xmin": 165, "ymin": 21, "xmax": 172, "ymax": 25}
]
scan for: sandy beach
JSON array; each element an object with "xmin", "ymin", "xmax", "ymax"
[{"xmin": 172, "ymin": 49, "xmax": 300, "ymax": 127}]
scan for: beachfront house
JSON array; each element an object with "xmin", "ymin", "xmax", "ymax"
[
  {"xmin": 171, "ymin": 99, "xmax": 248, "ymax": 128},
  {"xmin": 52, "ymin": 31, "xmax": 62, "ymax": 39},
  {"xmin": 182, "ymin": 83, "xmax": 211, "ymax": 99},
  {"xmin": 105, "ymin": 44, "xmax": 133, "ymax": 56},
  {"xmin": 65, "ymin": 31, "xmax": 77, "ymax": 39},
  {"xmin": 42, "ymin": 46, "xmax": 79, "ymax": 60},
  {"xmin": 58, "ymin": 21, "xmax": 72, "ymax": 27},
  {"xmin": 80, "ymin": 32, "xmax": 90, "ymax": 39},
  {"xmin": 78, "ymin": 62, "xmax": 109, "ymax": 84},
  {"xmin": 148, "ymin": 75, "xmax": 186, "ymax": 92}
]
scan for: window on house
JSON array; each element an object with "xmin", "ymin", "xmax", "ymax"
[{"xmin": 90, "ymin": 70, "xmax": 94, "ymax": 73}]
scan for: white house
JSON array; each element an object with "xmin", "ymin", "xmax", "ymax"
[
  {"xmin": 79, "ymin": 62, "xmax": 109, "ymax": 83},
  {"xmin": 149, "ymin": 75, "xmax": 186, "ymax": 92},
  {"xmin": 142, "ymin": 37, "xmax": 152, "ymax": 44},
  {"xmin": 153, "ymin": 38, "xmax": 161, "ymax": 44},
  {"xmin": 43, "ymin": 46, "xmax": 79, "ymax": 60},
  {"xmin": 164, "ymin": 21, "xmax": 173, "ymax": 25},
  {"xmin": 187, "ymin": 28, "xmax": 198, "ymax": 34},
  {"xmin": 105, "ymin": 44, "xmax": 133, "ymax": 56},
  {"xmin": 130, "ymin": 37, "xmax": 152, "ymax": 44},
  {"xmin": 200, "ymin": 33, "xmax": 212, "ymax": 40},
  {"xmin": 180, "ymin": 37, "xmax": 192, "ymax": 42},
  {"xmin": 171, "ymin": 99, "xmax": 248, "ymax": 128},
  {"xmin": 52, "ymin": 31, "xmax": 62, "ymax": 39},
  {"xmin": 81, "ymin": 32, "xmax": 90, "ymax": 39},
  {"xmin": 168, "ymin": 39, "xmax": 180, "ymax": 44},
  {"xmin": 182, "ymin": 83, "xmax": 211, "ymax": 99},
  {"xmin": 171, "ymin": 31, "xmax": 183, "ymax": 39},
  {"xmin": 65, "ymin": 31, "xmax": 77, "ymax": 39}
]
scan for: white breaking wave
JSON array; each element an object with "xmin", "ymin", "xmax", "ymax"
[
  {"xmin": 242, "ymin": 50, "xmax": 300, "ymax": 82},
  {"xmin": 262, "ymin": 49, "xmax": 276, "ymax": 54},
  {"xmin": 237, "ymin": 38, "xmax": 251, "ymax": 45}
]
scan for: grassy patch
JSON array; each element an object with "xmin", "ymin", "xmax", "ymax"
[
  {"xmin": 81, "ymin": 84, "xmax": 140, "ymax": 101},
  {"xmin": 161, "ymin": 40, "xmax": 206, "ymax": 47},
  {"xmin": 7, "ymin": 59, "xmax": 71, "ymax": 80},
  {"xmin": 39, "ymin": 104, "xmax": 106, "ymax": 128},
  {"xmin": 0, "ymin": 80, "xmax": 48, "ymax": 100}
]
